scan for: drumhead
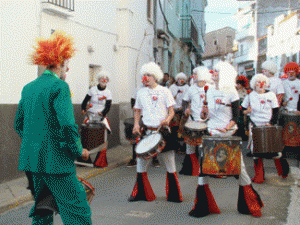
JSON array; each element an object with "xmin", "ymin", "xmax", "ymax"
[
  {"xmin": 185, "ymin": 121, "xmax": 207, "ymax": 131},
  {"xmin": 136, "ymin": 133, "xmax": 162, "ymax": 154}
]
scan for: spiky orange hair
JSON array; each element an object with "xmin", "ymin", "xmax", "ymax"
[
  {"xmin": 31, "ymin": 30, "xmax": 75, "ymax": 67},
  {"xmin": 237, "ymin": 75, "xmax": 249, "ymax": 88}
]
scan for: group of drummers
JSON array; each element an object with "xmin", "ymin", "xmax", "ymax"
[{"xmin": 121, "ymin": 60, "xmax": 300, "ymax": 218}]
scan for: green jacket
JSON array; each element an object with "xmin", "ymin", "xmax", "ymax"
[{"xmin": 14, "ymin": 70, "xmax": 83, "ymax": 174}]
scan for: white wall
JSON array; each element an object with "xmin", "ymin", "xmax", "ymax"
[{"xmin": 0, "ymin": 0, "xmax": 40, "ymax": 104}]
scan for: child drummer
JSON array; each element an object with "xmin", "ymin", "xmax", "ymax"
[
  {"xmin": 242, "ymin": 73, "xmax": 288, "ymax": 183},
  {"xmin": 128, "ymin": 62, "xmax": 183, "ymax": 203},
  {"xmin": 179, "ymin": 66, "xmax": 213, "ymax": 176},
  {"xmin": 189, "ymin": 62, "xmax": 264, "ymax": 218}
]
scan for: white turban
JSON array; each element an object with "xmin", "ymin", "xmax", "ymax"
[
  {"xmin": 97, "ymin": 70, "xmax": 110, "ymax": 81},
  {"xmin": 192, "ymin": 66, "xmax": 212, "ymax": 82},
  {"xmin": 214, "ymin": 61, "xmax": 238, "ymax": 94}
]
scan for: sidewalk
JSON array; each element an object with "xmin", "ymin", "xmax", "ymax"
[{"xmin": 0, "ymin": 143, "xmax": 133, "ymax": 214}]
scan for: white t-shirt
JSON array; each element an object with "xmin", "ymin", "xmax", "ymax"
[
  {"xmin": 134, "ymin": 85, "xmax": 175, "ymax": 127},
  {"xmin": 282, "ymin": 79, "xmax": 300, "ymax": 111},
  {"xmin": 241, "ymin": 91, "xmax": 278, "ymax": 125},
  {"xmin": 266, "ymin": 77, "xmax": 284, "ymax": 95},
  {"xmin": 87, "ymin": 86, "xmax": 112, "ymax": 113},
  {"xmin": 207, "ymin": 88, "xmax": 240, "ymax": 129},
  {"xmin": 169, "ymin": 84, "xmax": 189, "ymax": 110},
  {"xmin": 183, "ymin": 84, "xmax": 206, "ymax": 121}
]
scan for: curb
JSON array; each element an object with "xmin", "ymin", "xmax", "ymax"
[{"xmin": 0, "ymin": 156, "xmax": 131, "ymax": 214}]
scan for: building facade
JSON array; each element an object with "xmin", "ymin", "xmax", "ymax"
[
  {"xmin": 233, "ymin": 0, "xmax": 299, "ymax": 78},
  {"xmin": 202, "ymin": 27, "xmax": 236, "ymax": 70},
  {"xmin": 0, "ymin": 0, "xmax": 207, "ymax": 183}
]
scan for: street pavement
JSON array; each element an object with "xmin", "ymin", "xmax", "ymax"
[{"xmin": 1, "ymin": 143, "xmax": 300, "ymax": 225}]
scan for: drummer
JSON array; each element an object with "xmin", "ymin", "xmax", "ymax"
[
  {"xmin": 189, "ymin": 61, "xmax": 264, "ymax": 218},
  {"xmin": 128, "ymin": 62, "xmax": 183, "ymax": 203},
  {"xmin": 261, "ymin": 60, "xmax": 284, "ymax": 106},
  {"xmin": 241, "ymin": 73, "xmax": 288, "ymax": 183},
  {"xmin": 179, "ymin": 66, "xmax": 212, "ymax": 176},
  {"xmin": 169, "ymin": 72, "xmax": 189, "ymax": 152},
  {"xmin": 127, "ymin": 83, "xmax": 161, "ymax": 168},
  {"xmin": 81, "ymin": 70, "xmax": 112, "ymax": 167},
  {"xmin": 282, "ymin": 62, "xmax": 300, "ymax": 113},
  {"xmin": 236, "ymin": 75, "xmax": 250, "ymax": 140}
]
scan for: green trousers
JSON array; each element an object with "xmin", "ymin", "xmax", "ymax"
[{"xmin": 29, "ymin": 172, "xmax": 92, "ymax": 225}]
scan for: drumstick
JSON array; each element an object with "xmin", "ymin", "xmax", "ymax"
[{"xmin": 203, "ymin": 85, "xmax": 209, "ymax": 105}]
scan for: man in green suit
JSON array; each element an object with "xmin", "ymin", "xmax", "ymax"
[{"xmin": 14, "ymin": 31, "xmax": 92, "ymax": 225}]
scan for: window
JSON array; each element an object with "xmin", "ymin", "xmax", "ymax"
[
  {"xmin": 240, "ymin": 44, "xmax": 244, "ymax": 55},
  {"xmin": 214, "ymin": 39, "xmax": 218, "ymax": 46},
  {"xmin": 147, "ymin": 0, "xmax": 152, "ymax": 20}
]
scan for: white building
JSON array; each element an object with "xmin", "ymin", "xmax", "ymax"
[
  {"xmin": 233, "ymin": 0, "xmax": 299, "ymax": 78},
  {"xmin": 267, "ymin": 11, "xmax": 300, "ymax": 75},
  {"xmin": 0, "ymin": 0, "xmax": 155, "ymax": 182}
]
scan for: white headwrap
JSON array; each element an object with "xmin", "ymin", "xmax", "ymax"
[
  {"xmin": 192, "ymin": 66, "xmax": 212, "ymax": 82},
  {"xmin": 214, "ymin": 61, "xmax": 238, "ymax": 94},
  {"xmin": 140, "ymin": 62, "xmax": 163, "ymax": 82},
  {"xmin": 175, "ymin": 72, "xmax": 187, "ymax": 81},
  {"xmin": 250, "ymin": 73, "xmax": 270, "ymax": 90}
]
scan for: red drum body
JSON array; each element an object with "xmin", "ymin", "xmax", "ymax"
[
  {"xmin": 124, "ymin": 117, "xmax": 143, "ymax": 144},
  {"xmin": 80, "ymin": 123, "xmax": 105, "ymax": 150},
  {"xmin": 202, "ymin": 136, "xmax": 241, "ymax": 176},
  {"xmin": 279, "ymin": 112, "xmax": 300, "ymax": 147},
  {"xmin": 252, "ymin": 125, "xmax": 284, "ymax": 153},
  {"xmin": 78, "ymin": 177, "xmax": 95, "ymax": 203},
  {"xmin": 135, "ymin": 133, "xmax": 166, "ymax": 160},
  {"xmin": 183, "ymin": 121, "xmax": 208, "ymax": 146},
  {"xmin": 78, "ymin": 123, "xmax": 105, "ymax": 164}
]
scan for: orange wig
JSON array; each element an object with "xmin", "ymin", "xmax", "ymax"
[
  {"xmin": 284, "ymin": 62, "xmax": 299, "ymax": 74},
  {"xmin": 237, "ymin": 75, "xmax": 249, "ymax": 88},
  {"xmin": 31, "ymin": 30, "xmax": 75, "ymax": 67}
]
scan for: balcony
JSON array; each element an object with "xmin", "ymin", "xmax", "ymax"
[
  {"xmin": 235, "ymin": 25, "xmax": 255, "ymax": 41},
  {"xmin": 234, "ymin": 50, "xmax": 255, "ymax": 65},
  {"xmin": 181, "ymin": 16, "xmax": 202, "ymax": 55},
  {"xmin": 42, "ymin": 0, "xmax": 74, "ymax": 17}
]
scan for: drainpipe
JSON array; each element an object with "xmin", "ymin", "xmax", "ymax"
[{"xmin": 153, "ymin": 0, "xmax": 158, "ymax": 62}]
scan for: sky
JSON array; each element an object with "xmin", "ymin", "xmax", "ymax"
[{"xmin": 205, "ymin": 0, "xmax": 253, "ymax": 33}]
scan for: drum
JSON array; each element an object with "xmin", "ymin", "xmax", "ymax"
[
  {"xmin": 201, "ymin": 136, "xmax": 242, "ymax": 176},
  {"xmin": 182, "ymin": 121, "xmax": 208, "ymax": 146},
  {"xmin": 124, "ymin": 117, "xmax": 143, "ymax": 144},
  {"xmin": 78, "ymin": 123, "xmax": 105, "ymax": 164},
  {"xmin": 135, "ymin": 132, "xmax": 166, "ymax": 160},
  {"xmin": 279, "ymin": 111, "xmax": 300, "ymax": 147},
  {"xmin": 252, "ymin": 125, "xmax": 284, "ymax": 153},
  {"xmin": 35, "ymin": 177, "xmax": 95, "ymax": 215}
]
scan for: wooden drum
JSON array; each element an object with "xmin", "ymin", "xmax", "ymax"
[
  {"xmin": 252, "ymin": 125, "xmax": 284, "ymax": 153},
  {"xmin": 279, "ymin": 111, "xmax": 300, "ymax": 147},
  {"xmin": 202, "ymin": 136, "xmax": 242, "ymax": 176}
]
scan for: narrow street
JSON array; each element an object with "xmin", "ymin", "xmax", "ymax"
[{"xmin": 0, "ymin": 148, "xmax": 298, "ymax": 225}]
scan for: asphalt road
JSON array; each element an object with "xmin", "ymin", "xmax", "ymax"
[{"xmin": 0, "ymin": 147, "xmax": 298, "ymax": 225}]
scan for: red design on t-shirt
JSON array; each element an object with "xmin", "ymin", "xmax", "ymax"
[
  {"xmin": 153, "ymin": 96, "xmax": 158, "ymax": 101},
  {"xmin": 261, "ymin": 100, "xmax": 265, "ymax": 104},
  {"xmin": 295, "ymin": 90, "xmax": 298, "ymax": 94},
  {"xmin": 216, "ymin": 99, "xmax": 222, "ymax": 104},
  {"xmin": 201, "ymin": 94, "xmax": 205, "ymax": 98}
]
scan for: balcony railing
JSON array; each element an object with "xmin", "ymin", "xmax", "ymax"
[
  {"xmin": 45, "ymin": 0, "xmax": 74, "ymax": 11},
  {"xmin": 181, "ymin": 16, "xmax": 199, "ymax": 46}
]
